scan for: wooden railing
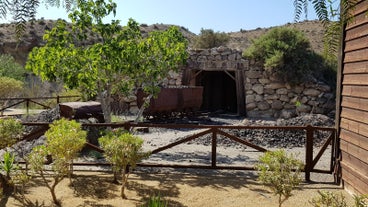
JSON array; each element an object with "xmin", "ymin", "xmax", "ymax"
[
  {"xmin": 0, "ymin": 95, "xmax": 80, "ymax": 115},
  {"xmin": 21, "ymin": 121, "xmax": 338, "ymax": 182}
]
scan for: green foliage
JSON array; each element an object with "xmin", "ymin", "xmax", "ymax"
[
  {"xmin": 256, "ymin": 149, "xmax": 303, "ymax": 207},
  {"xmin": 0, "ymin": 118, "xmax": 24, "ymax": 149},
  {"xmin": 28, "ymin": 119, "xmax": 86, "ymax": 205},
  {"xmin": 1, "ymin": 152, "xmax": 17, "ymax": 179},
  {"xmin": 0, "ymin": 54, "xmax": 26, "ymax": 81},
  {"xmin": 193, "ymin": 28, "xmax": 229, "ymax": 49},
  {"xmin": 354, "ymin": 194, "xmax": 368, "ymax": 207},
  {"xmin": 26, "ymin": 0, "xmax": 188, "ymax": 123},
  {"xmin": 0, "ymin": 77, "xmax": 23, "ymax": 99},
  {"xmin": 243, "ymin": 27, "xmax": 336, "ymax": 85},
  {"xmin": 310, "ymin": 191, "xmax": 348, "ymax": 207},
  {"xmin": 142, "ymin": 194, "xmax": 168, "ymax": 207},
  {"xmin": 99, "ymin": 129, "xmax": 149, "ymax": 199},
  {"xmin": 45, "ymin": 118, "xmax": 86, "ymax": 171}
]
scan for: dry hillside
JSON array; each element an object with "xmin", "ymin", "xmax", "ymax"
[{"xmin": 0, "ymin": 19, "xmax": 324, "ymax": 65}]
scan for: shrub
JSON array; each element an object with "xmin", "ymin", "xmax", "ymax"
[
  {"xmin": 193, "ymin": 28, "xmax": 229, "ymax": 49},
  {"xmin": 99, "ymin": 129, "xmax": 149, "ymax": 199},
  {"xmin": 256, "ymin": 149, "xmax": 303, "ymax": 207},
  {"xmin": 0, "ymin": 54, "xmax": 26, "ymax": 81},
  {"xmin": 243, "ymin": 27, "xmax": 335, "ymax": 85},
  {"xmin": 28, "ymin": 119, "xmax": 86, "ymax": 205}
]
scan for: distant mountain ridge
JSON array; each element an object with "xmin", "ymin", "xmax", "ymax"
[{"xmin": 0, "ymin": 19, "xmax": 324, "ymax": 65}]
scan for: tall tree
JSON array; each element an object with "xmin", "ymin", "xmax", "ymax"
[
  {"xmin": 0, "ymin": 0, "xmax": 76, "ymax": 39},
  {"xmin": 25, "ymin": 0, "xmax": 188, "ymax": 123}
]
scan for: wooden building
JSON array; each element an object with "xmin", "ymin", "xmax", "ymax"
[{"xmin": 337, "ymin": 0, "xmax": 368, "ymax": 195}]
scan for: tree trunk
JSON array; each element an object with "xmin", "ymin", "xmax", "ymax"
[
  {"xmin": 50, "ymin": 184, "xmax": 60, "ymax": 206},
  {"xmin": 120, "ymin": 168, "xmax": 129, "ymax": 199},
  {"xmin": 98, "ymin": 86, "xmax": 112, "ymax": 123}
]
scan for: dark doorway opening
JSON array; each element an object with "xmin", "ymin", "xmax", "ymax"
[{"xmin": 196, "ymin": 71, "xmax": 237, "ymax": 113}]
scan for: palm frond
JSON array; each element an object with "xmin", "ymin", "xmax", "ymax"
[
  {"xmin": 294, "ymin": 0, "xmax": 307, "ymax": 21},
  {"xmin": 0, "ymin": 0, "xmax": 10, "ymax": 19}
]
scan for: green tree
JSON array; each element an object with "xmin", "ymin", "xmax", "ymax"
[
  {"xmin": 99, "ymin": 129, "xmax": 148, "ymax": 199},
  {"xmin": 244, "ymin": 27, "xmax": 320, "ymax": 84},
  {"xmin": 193, "ymin": 28, "xmax": 229, "ymax": 49},
  {"xmin": 26, "ymin": 0, "xmax": 188, "ymax": 123},
  {"xmin": 28, "ymin": 118, "xmax": 86, "ymax": 205},
  {"xmin": 0, "ymin": 54, "xmax": 26, "ymax": 81},
  {"xmin": 256, "ymin": 150, "xmax": 303, "ymax": 207},
  {"xmin": 0, "ymin": 77, "xmax": 24, "ymax": 115}
]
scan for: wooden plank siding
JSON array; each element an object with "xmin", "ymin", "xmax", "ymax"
[{"xmin": 339, "ymin": 0, "xmax": 368, "ymax": 195}]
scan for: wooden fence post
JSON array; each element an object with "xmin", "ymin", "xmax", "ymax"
[
  {"xmin": 211, "ymin": 128, "xmax": 217, "ymax": 168},
  {"xmin": 305, "ymin": 125, "xmax": 314, "ymax": 182},
  {"xmin": 26, "ymin": 98, "xmax": 30, "ymax": 116}
]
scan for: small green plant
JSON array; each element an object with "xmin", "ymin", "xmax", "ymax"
[
  {"xmin": 99, "ymin": 129, "xmax": 149, "ymax": 199},
  {"xmin": 193, "ymin": 28, "xmax": 229, "ymax": 49},
  {"xmin": 256, "ymin": 149, "xmax": 303, "ymax": 207},
  {"xmin": 142, "ymin": 194, "xmax": 168, "ymax": 207},
  {"xmin": 28, "ymin": 119, "xmax": 86, "ymax": 205},
  {"xmin": 310, "ymin": 190, "xmax": 348, "ymax": 207},
  {"xmin": 354, "ymin": 194, "xmax": 368, "ymax": 207},
  {"xmin": 0, "ymin": 118, "xmax": 23, "ymax": 193},
  {"xmin": 1, "ymin": 152, "xmax": 17, "ymax": 180}
]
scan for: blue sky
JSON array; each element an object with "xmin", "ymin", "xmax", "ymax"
[{"xmin": 7, "ymin": 0, "xmax": 322, "ymax": 34}]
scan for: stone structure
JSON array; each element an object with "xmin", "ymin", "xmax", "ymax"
[
  {"xmin": 244, "ymin": 61, "xmax": 335, "ymax": 118},
  {"xmin": 122, "ymin": 46, "xmax": 335, "ymax": 118}
]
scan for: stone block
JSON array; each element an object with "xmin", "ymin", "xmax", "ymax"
[
  {"xmin": 292, "ymin": 86, "xmax": 304, "ymax": 94},
  {"xmin": 246, "ymin": 102, "xmax": 257, "ymax": 110},
  {"xmin": 280, "ymin": 95, "xmax": 290, "ymax": 102},
  {"xmin": 265, "ymin": 82, "xmax": 285, "ymax": 89},
  {"xmin": 258, "ymin": 101, "xmax": 270, "ymax": 110},
  {"xmin": 303, "ymin": 88, "xmax": 321, "ymax": 97},
  {"xmin": 296, "ymin": 104, "xmax": 312, "ymax": 113},
  {"xmin": 259, "ymin": 78, "xmax": 271, "ymax": 84},
  {"xmin": 264, "ymin": 88, "xmax": 275, "ymax": 95},
  {"xmin": 272, "ymin": 100, "xmax": 283, "ymax": 110},
  {"xmin": 252, "ymin": 84, "xmax": 264, "ymax": 95},
  {"xmin": 276, "ymin": 88, "xmax": 288, "ymax": 95},
  {"xmin": 255, "ymin": 95, "xmax": 263, "ymax": 102},
  {"xmin": 265, "ymin": 94, "xmax": 279, "ymax": 100},
  {"xmin": 246, "ymin": 95, "xmax": 255, "ymax": 103},
  {"xmin": 245, "ymin": 71, "xmax": 263, "ymax": 79}
]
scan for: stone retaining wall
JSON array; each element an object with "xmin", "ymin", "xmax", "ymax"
[{"xmin": 245, "ymin": 61, "xmax": 335, "ymax": 118}]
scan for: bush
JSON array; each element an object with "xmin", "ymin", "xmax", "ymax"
[
  {"xmin": 99, "ymin": 129, "xmax": 149, "ymax": 199},
  {"xmin": 256, "ymin": 149, "xmax": 303, "ymax": 207},
  {"xmin": 0, "ymin": 54, "xmax": 26, "ymax": 81},
  {"xmin": 28, "ymin": 119, "xmax": 86, "ymax": 205},
  {"xmin": 243, "ymin": 27, "xmax": 335, "ymax": 85},
  {"xmin": 310, "ymin": 191, "xmax": 368, "ymax": 207},
  {"xmin": 193, "ymin": 28, "xmax": 229, "ymax": 49}
]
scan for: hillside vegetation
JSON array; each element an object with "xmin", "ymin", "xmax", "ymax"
[{"xmin": 0, "ymin": 19, "xmax": 324, "ymax": 65}]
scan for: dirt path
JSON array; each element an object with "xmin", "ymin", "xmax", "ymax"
[{"xmin": 5, "ymin": 170, "xmax": 353, "ymax": 207}]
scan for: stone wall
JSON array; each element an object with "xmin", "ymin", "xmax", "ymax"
[{"xmin": 244, "ymin": 60, "xmax": 335, "ymax": 119}]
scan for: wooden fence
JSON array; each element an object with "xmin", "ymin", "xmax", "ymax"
[
  {"xmin": 21, "ymin": 121, "xmax": 338, "ymax": 182},
  {"xmin": 0, "ymin": 95, "xmax": 80, "ymax": 115}
]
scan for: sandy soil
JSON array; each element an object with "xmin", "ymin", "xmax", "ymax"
[{"xmin": 3, "ymin": 169, "xmax": 354, "ymax": 207}]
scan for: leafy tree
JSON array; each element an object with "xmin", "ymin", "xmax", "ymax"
[
  {"xmin": 26, "ymin": 0, "xmax": 188, "ymax": 123},
  {"xmin": 28, "ymin": 118, "xmax": 86, "ymax": 205},
  {"xmin": 0, "ymin": 77, "xmax": 24, "ymax": 115},
  {"xmin": 244, "ymin": 27, "xmax": 320, "ymax": 84},
  {"xmin": 0, "ymin": 77, "xmax": 23, "ymax": 98},
  {"xmin": 99, "ymin": 129, "xmax": 148, "ymax": 199},
  {"xmin": 256, "ymin": 150, "xmax": 303, "ymax": 207},
  {"xmin": 0, "ymin": 54, "xmax": 26, "ymax": 81},
  {"xmin": 193, "ymin": 28, "xmax": 229, "ymax": 49}
]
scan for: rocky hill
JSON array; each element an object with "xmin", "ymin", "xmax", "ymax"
[{"xmin": 0, "ymin": 19, "xmax": 324, "ymax": 65}]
